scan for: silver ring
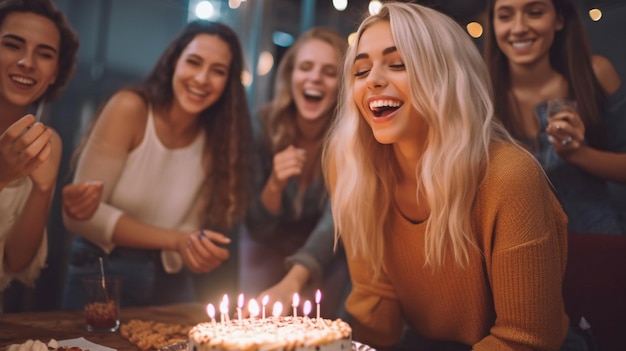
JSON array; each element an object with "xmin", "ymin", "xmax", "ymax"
[{"xmin": 561, "ymin": 136, "xmax": 573, "ymax": 145}]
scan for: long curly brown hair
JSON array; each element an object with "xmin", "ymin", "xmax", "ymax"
[
  {"xmin": 71, "ymin": 21, "xmax": 251, "ymax": 232},
  {"xmin": 262, "ymin": 27, "xmax": 348, "ymax": 154},
  {"xmin": 138, "ymin": 20, "xmax": 252, "ymax": 231}
]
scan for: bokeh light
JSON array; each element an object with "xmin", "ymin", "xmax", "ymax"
[
  {"xmin": 368, "ymin": 1, "xmax": 383, "ymax": 16},
  {"xmin": 348, "ymin": 32, "xmax": 357, "ymax": 46},
  {"xmin": 589, "ymin": 8, "xmax": 602, "ymax": 21},
  {"xmin": 466, "ymin": 22, "xmax": 483, "ymax": 38},
  {"xmin": 228, "ymin": 0, "xmax": 241, "ymax": 9},
  {"xmin": 257, "ymin": 51, "xmax": 274, "ymax": 76},
  {"xmin": 241, "ymin": 70, "xmax": 252, "ymax": 87},
  {"xmin": 333, "ymin": 0, "xmax": 348, "ymax": 11},
  {"xmin": 195, "ymin": 1, "xmax": 214, "ymax": 19},
  {"xmin": 273, "ymin": 31, "xmax": 295, "ymax": 47}
]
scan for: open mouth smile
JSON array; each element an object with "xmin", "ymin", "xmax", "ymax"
[{"xmin": 369, "ymin": 98, "xmax": 403, "ymax": 118}]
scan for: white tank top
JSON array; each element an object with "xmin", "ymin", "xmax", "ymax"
[
  {"xmin": 109, "ymin": 109, "xmax": 205, "ymax": 226},
  {"xmin": 109, "ymin": 108, "xmax": 206, "ymax": 272}
]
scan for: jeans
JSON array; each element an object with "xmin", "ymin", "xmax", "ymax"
[{"xmin": 62, "ymin": 238, "xmax": 194, "ymax": 310}]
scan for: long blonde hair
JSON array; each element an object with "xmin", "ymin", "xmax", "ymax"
[
  {"xmin": 262, "ymin": 27, "xmax": 348, "ymax": 153},
  {"xmin": 324, "ymin": 2, "xmax": 515, "ymax": 276}
]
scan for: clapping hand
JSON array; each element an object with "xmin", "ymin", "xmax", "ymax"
[
  {"xmin": 0, "ymin": 115, "xmax": 55, "ymax": 189},
  {"xmin": 62, "ymin": 181, "xmax": 104, "ymax": 220},
  {"xmin": 270, "ymin": 145, "xmax": 306, "ymax": 188}
]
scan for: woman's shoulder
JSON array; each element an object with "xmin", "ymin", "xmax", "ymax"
[
  {"xmin": 489, "ymin": 141, "xmax": 537, "ymax": 170},
  {"xmin": 591, "ymin": 55, "xmax": 621, "ymax": 95},
  {"xmin": 97, "ymin": 90, "xmax": 148, "ymax": 127},
  {"xmin": 484, "ymin": 141, "xmax": 547, "ymax": 192},
  {"xmin": 105, "ymin": 90, "xmax": 149, "ymax": 117},
  {"xmin": 91, "ymin": 90, "xmax": 150, "ymax": 150}
]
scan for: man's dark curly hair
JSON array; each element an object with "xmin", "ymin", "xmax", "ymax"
[{"xmin": 0, "ymin": 0, "xmax": 79, "ymax": 101}]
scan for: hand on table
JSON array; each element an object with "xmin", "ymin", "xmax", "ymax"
[
  {"xmin": 62, "ymin": 181, "xmax": 104, "ymax": 220},
  {"xmin": 0, "ymin": 115, "xmax": 54, "ymax": 189},
  {"xmin": 179, "ymin": 230, "xmax": 231, "ymax": 273}
]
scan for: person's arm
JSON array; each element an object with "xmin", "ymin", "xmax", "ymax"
[
  {"xmin": 255, "ymin": 202, "xmax": 336, "ymax": 313},
  {"xmin": 253, "ymin": 264, "xmax": 311, "ymax": 316},
  {"xmin": 244, "ymin": 128, "xmax": 286, "ymax": 242},
  {"xmin": 324, "ymin": 160, "xmax": 404, "ymax": 348},
  {"xmin": 344, "ymin": 246, "xmax": 404, "ymax": 348},
  {"xmin": 3, "ymin": 130, "xmax": 60, "ymax": 273},
  {"xmin": 473, "ymin": 151, "xmax": 569, "ymax": 350},
  {"xmin": 285, "ymin": 202, "xmax": 336, "ymax": 288},
  {"xmin": 548, "ymin": 56, "xmax": 626, "ymax": 183},
  {"xmin": 260, "ymin": 145, "xmax": 306, "ymax": 213},
  {"xmin": 62, "ymin": 181, "xmax": 104, "ymax": 221},
  {"xmin": 63, "ymin": 91, "xmax": 188, "ymax": 254},
  {"xmin": 563, "ymin": 146, "xmax": 626, "ymax": 183},
  {"xmin": 0, "ymin": 115, "xmax": 55, "ymax": 191},
  {"xmin": 592, "ymin": 55, "xmax": 621, "ymax": 96},
  {"xmin": 64, "ymin": 91, "xmax": 226, "ymax": 273}
]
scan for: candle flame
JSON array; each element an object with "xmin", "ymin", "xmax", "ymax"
[
  {"xmin": 262, "ymin": 295, "xmax": 269, "ymax": 306},
  {"xmin": 292, "ymin": 293, "xmax": 300, "ymax": 307},
  {"xmin": 238, "ymin": 293, "xmax": 244, "ymax": 308},
  {"xmin": 219, "ymin": 300, "xmax": 228, "ymax": 314},
  {"xmin": 315, "ymin": 289, "xmax": 321, "ymax": 304},
  {"xmin": 272, "ymin": 301, "xmax": 283, "ymax": 317},
  {"xmin": 303, "ymin": 300, "xmax": 312, "ymax": 316},
  {"xmin": 222, "ymin": 294, "xmax": 229, "ymax": 304},
  {"xmin": 206, "ymin": 303, "xmax": 215, "ymax": 318},
  {"xmin": 248, "ymin": 299, "xmax": 260, "ymax": 317}
]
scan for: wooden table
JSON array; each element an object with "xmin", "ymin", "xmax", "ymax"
[{"xmin": 0, "ymin": 303, "xmax": 207, "ymax": 350}]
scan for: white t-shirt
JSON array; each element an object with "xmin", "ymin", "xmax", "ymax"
[{"xmin": 0, "ymin": 177, "xmax": 48, "ymax": 292}]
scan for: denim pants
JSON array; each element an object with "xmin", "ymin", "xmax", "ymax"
[{"xmin": 62, "ymin": 238, "xmax": 195, "ymax": 310}]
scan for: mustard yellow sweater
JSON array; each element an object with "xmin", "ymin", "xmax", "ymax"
[{"xmin": 344, "ymin": 143, "xmax": 570, "ymax": 350}]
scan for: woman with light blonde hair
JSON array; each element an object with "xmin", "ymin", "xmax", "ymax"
[
  {"xmin": 324, "ymin": 2, "xmax": 582, "ymax": 349},
  {"xmin": 242, "ymin": 27, "xmax": 349, "ymax": 318}
]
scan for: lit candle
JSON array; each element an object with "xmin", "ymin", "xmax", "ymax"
[
  {"xmin": 292, "ymin": 293, "xmax": 300, "ymax": 318},
  {"xmin": 248, "ymin": 298, "xmax": 260, "ymax": 319},
  {"xmin": 221, "ymin": 294, "xmax": 230, "ymax": 323},
  {"xmin": 315, "ymin": 289, "xmax": 322, "ymax": 320},
  {"xmin": 206, "ymin": 303, "xmax": 216, "ymax": 325},
  {"xmin": 303, "ymin": 300, "xmax": 312, "ymax": 320},
  {"xmin": 272, "ymin": 301, "xmax": 283, "ymax": 318},
  {"xmin": 219, "ymin": 299, "xmax": 228, "ymax": 325},
  {"xmin": 261, "ymin": 295, "xmax": 269, "ymax": 321},
  {"xmin": 237, "ymin": 293, "xmax": 244, "ymax": 325}
]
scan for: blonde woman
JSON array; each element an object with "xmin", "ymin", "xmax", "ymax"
[
  {"xmin": 242, "ymin": 28, "xmax": 349, "ymax": 317},
  {"xmin": 324, "ymin": 2, "xmax": 582, "ymax": 350}
]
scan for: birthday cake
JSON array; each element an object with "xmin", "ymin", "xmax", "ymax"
[{"xmin": 187, "ymin": 316, "xmax": 352, "ymax": 351}]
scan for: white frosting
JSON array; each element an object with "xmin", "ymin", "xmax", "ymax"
[{"xmin": 188, "ymin": 316, "xmax": 351, "ymax": 351}]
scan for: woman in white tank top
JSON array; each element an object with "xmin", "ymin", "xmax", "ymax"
[{"xmin": 61, "ymin": 20, "xmax": 252, "ymax": 309}]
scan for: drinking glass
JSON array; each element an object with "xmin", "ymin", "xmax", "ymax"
[
  {"xmin": 82, "ymin": 275, "xmax": 122, "ymax": 332},
  {"xmin": 547, "ymin": 98, "xmax": 577, "ymax": 118}
]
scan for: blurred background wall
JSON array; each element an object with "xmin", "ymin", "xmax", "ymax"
[{"xmin": 4, "ymin": 0, "xmax": 625, "ymax": 312}]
